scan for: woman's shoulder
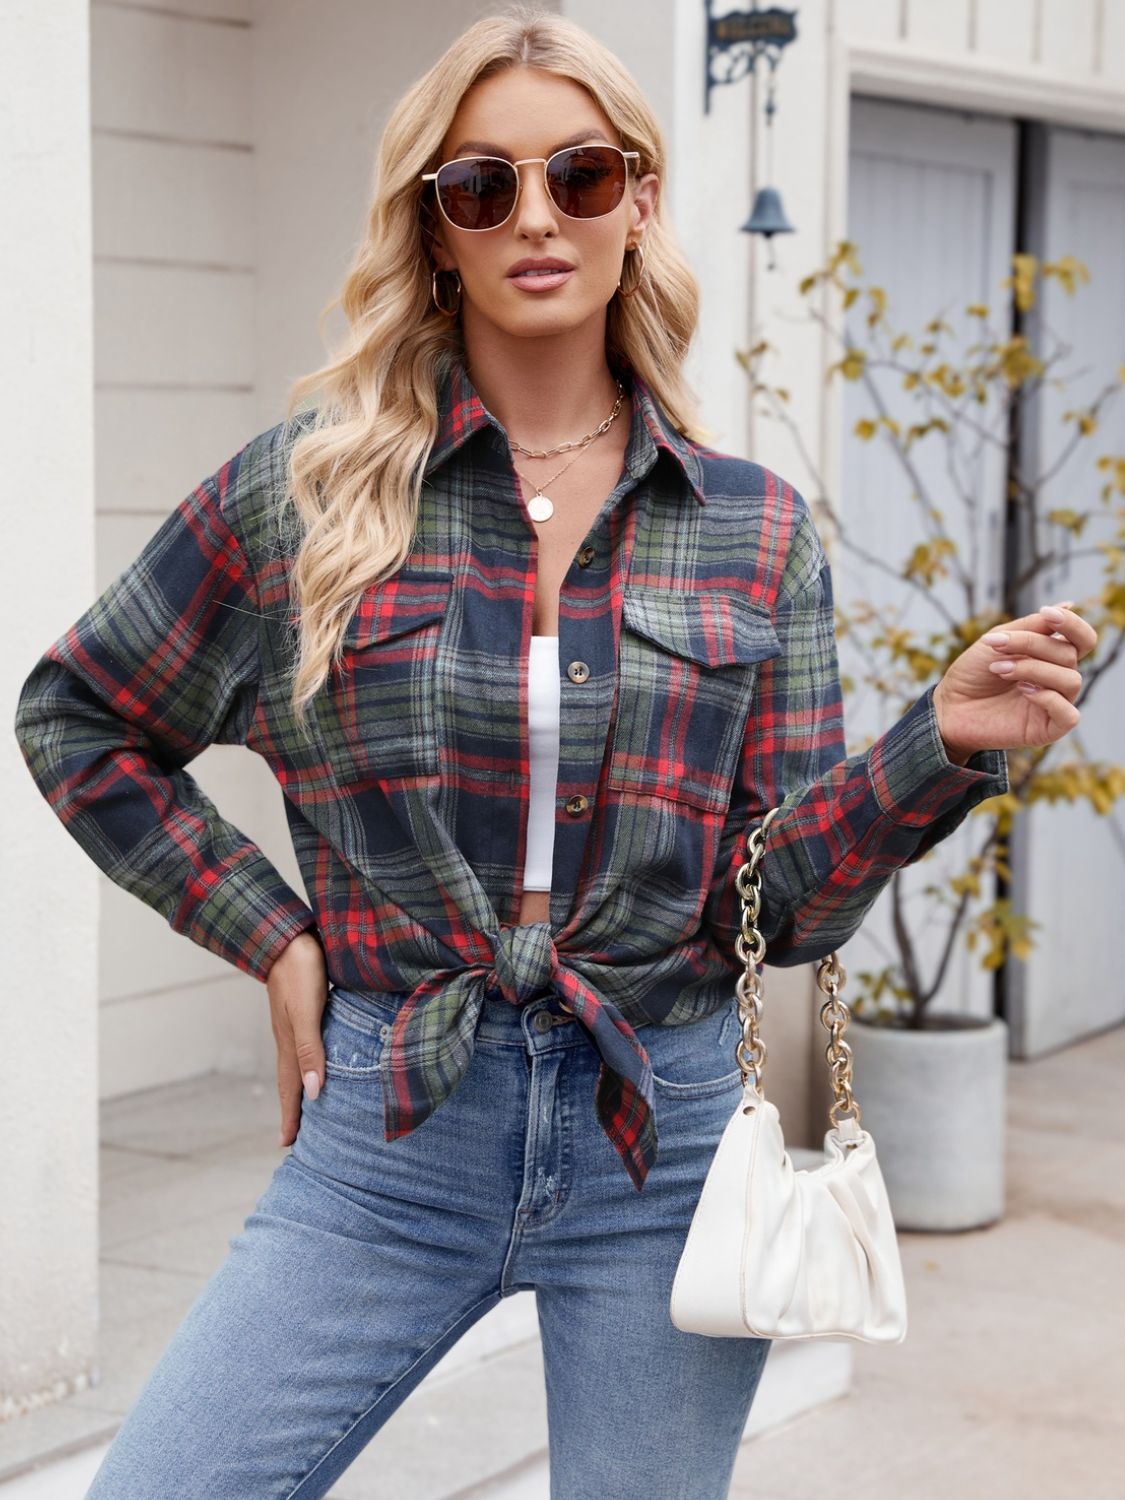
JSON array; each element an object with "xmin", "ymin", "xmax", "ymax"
[
  {"xmin": 173, "ymin": 410, "xmax": 315, "ymax": 618},
  {"xmin": 687, "ymin": 444, "xmax": 823, "ymax": 574},
  {"xmin": 219, "ymin": 406, "xmax": 319, "ymax": 551},
  {"xmin": 689, "ymin": 444, "xmax": 810, "ymax": 517},
  {"xmin": 232, "ymin": 406, "xmax": 317, "ymax": 496}
]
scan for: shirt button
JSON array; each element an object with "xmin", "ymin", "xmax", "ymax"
[
  {"xmin": 565, "ymin": 793, "xmax": 588, "ymax": 816},
  {"xmin": 577, "ymin": 545, "xmax": 595, "ymax": 567},
  {"xmin": 567, "ymin": 660, "xmax": 590, "ymax": 684}
]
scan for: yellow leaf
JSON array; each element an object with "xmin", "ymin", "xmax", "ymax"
[
  {"xmin": 1045, "ymin": 507, "xmax": 1089, "ymax": 536},
  {"xmin": 997, "ymin": 335, "xmax": 1044, "ymax": 388},
  {"xmin": 1102, "ymin": 581, "xmax": 1125, "ymax": 628},
  {"xmin": 1095, "ymin": 455, "xmax": 1125, "ymax": 496},
  {"xmin": 1003, "ymin": 253, "xmax": 1039, "ymax": 314},
  {"xmin": 1043, "ymin": 255, "xmax": 1091, "ymax": 295},
  {"xmin": 840, "ymin": 348, "xmax": 866, "ymax": 380},
  {"xmin": 854, "ymin": 418, "xmax": 878, "ymax": 441},
  {"xmin": 1062, "ymin": 408, "xmax": 1097, "ymax": 436}
]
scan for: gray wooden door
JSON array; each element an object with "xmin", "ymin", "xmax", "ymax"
[
  {"xmin": 838, "ymin": 96, "xmax": 1017, "ymax": 1026},
  {"xmin": 1007, "ymin": 123, "xmax": 1125, "ymax": 1055}
]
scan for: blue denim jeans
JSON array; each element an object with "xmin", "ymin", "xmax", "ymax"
[{"xmin": 85, "ymin": 984, "xmax": 772, "ymax": 1499}]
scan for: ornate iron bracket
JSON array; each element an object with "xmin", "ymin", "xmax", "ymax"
[{"xmin": 704, "ymin": 1, "xmax": 798, "ymax": 115}]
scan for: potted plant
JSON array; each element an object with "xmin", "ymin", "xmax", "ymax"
[{"xmin": 739, "ymin": 244, "xmax": 1125, "ymax": 1230}]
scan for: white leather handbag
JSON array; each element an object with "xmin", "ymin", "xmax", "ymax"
[{"xmin": 670, "ymin": 806, "xmax": 909, "ymax": 1344}]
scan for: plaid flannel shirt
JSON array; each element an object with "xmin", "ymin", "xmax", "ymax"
[{"xmin": 13, "ymin": 349, "xmax": 1009, "ymax": 1190}]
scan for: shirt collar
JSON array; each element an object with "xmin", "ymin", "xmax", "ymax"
[{"xmin": 423, "ymin": 348, "xmax": 707, "ymax": 507}]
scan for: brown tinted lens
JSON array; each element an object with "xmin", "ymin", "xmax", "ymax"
[
  {"xmin": 547, "ymin": 147, "xmax": 627, "ymax": 219},
  {"xmin": 435, "ymin": 157, "xmax": 518, "ymax": 230}
]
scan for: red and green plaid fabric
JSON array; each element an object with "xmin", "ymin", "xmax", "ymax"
[{"xmin": 13, "ymin": 349, "xmax": 1009, "ymax": 1190}]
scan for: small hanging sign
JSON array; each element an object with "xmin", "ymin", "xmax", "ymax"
[{"xmin": 704, "ymin": 2, "xmax": 798, "ymax": 115}]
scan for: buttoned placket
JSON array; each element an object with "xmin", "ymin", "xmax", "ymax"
[
  {"xmin": 481, "ymin": 415, "xmax": 649, "ymax": 943},
  {"xmin": 485, "ymin": 412, "xmax": 684, "ymax": 1031}
]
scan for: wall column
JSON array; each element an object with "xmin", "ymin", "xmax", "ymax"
[{"xmin": 2, "ymin": 0, "xmax": 100, "ymax": 1420}]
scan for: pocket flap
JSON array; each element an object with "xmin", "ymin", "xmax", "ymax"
[
  {"xmin": 343, "ymin": 567, "xmax": 454, "ymax": 649},
  {"xmin": 621, "ymin": 588, "xmax": 781, "ymax": 668}
]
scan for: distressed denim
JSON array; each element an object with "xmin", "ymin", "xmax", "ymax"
[{"xmin": 85, "ymin": 983, "xmax": 771, "ymax": 1500}]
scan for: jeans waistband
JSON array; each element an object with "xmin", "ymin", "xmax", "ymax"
[{"xmin": 328, "ymin": 983, "xmax": 579, "ymax": 1039}]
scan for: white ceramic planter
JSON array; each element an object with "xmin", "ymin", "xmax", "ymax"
[{"xmin": 844, "ymin": 1014, "xmax": 1008, "ymax": 1231}]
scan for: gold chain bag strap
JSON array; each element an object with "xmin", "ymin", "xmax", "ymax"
[{"xmin": 670, "ymin": 806, "xmax": 908, "ymax": 1343}]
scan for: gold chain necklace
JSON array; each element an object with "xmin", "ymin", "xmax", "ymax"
[
  {"xmin": 510, "ymin": 379, "xmax": 626, "ymax": 458},
  {"xmin": 508, "ymin": 379, "xmax": 626, "ymax": 522},
  {"xmin": 512, "ymin": 445, "xmax": 593, "ymax": 523}
]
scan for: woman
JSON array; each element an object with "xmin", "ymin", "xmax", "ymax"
[{"xmin": 13, "ymin": 7, "xmax": 1093, "ymax": 1497}]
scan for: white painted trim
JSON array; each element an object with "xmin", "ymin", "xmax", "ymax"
[{"xmin": 847, "ymin": 38, "xmax": 1125, "ymax": 132}]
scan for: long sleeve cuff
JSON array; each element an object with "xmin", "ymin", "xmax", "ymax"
[
  {"xmin": 870, "ymin": 681, "xmax": 1009, "ymax": 846},
  {"xmin": 177, "ymin": 859, "xmax": 320, "ymax": 982}
]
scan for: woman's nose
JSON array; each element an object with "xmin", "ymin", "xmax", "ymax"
[{"xmin": 512, "ymin": 162, "xmax": 558, "ymax": 232}]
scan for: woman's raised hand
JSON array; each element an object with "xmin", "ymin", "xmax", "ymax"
[
  {"xmin": 933, "ymin": 600, "xmax": 1097, "ymax": 762},
  {"xmin": 266, "ymin": 930, "xmax": 329, "ymax": 1148}
]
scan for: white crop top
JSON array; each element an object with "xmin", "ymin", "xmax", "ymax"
[{"xmin": 523, "ymin": 635, "xmax": 560, "ymax": 890}]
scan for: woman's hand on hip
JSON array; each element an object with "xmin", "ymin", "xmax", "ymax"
[
  {"xmin": 267, "ymin": 930, "xmax": 328, "ymax": 1147},
  {"xmin": 933, "ymin": 600, "xmax": 1097, "ymax": 762}
]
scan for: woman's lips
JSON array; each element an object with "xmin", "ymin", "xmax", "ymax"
[{"xmin": 507, "ymin": 269, "xmax": 574, "ymax": 291}]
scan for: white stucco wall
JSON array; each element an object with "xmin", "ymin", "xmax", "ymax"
[{"xmin": 3, "ymin": 0, "xmax": 99, "ymax": 1417}]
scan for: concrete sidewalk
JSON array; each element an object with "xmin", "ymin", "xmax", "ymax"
[{"xmin": 724, "ymin": 1019, "xmax": 1125, "ymax": 1500}]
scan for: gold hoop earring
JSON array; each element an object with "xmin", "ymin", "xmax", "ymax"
[
  {"xmin": 431, "ymin": 267, "xmax": 462, "ymax": 317},
  {"xmin": 616, "ymin": 241, "xmax": 647, "ymax": 299}
]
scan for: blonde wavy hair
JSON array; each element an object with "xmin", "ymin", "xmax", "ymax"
[{"xmin": 281, "ymin": 3, "xmax": 708, "ymax": 734}]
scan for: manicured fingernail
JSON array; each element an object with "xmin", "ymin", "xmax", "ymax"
[
  {"xmin": 981, "ymin": 631, "xmax": 1010, "ymax": 647},
  {"xmin": 1017, "ymin": 682, "xmax": 1040, "ymax": 694},
  {"xmin": 303, "ymin": 1070, "xmax": 320, "ymax": 1100},
  {"xmin": 989, "ymin": 660, "xmax": 1015, "ymax": 674},
  {"xmin": 1039, "ymin": 605, "xmax": 1065, "ymax": 619}
]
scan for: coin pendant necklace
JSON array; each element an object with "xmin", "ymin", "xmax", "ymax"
[
  {"xmin": 521, "ymin": 455, "xmax": 583, "ymax": 523},
  {"xmin": 510, "ymin": 379, "xmax": 626, "ymax": 523}
]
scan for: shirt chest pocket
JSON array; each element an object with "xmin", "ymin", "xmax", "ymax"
[
  {"xmin": 604, "ymin": 587, "xmax": 781, "ymax": 815},
  {"xmin": 322, "ymin": 566, "xmax": 454, "ymax": 783}
]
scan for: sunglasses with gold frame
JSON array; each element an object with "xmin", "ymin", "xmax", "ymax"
[{"xmin": 420, "ymin": 144, "xmax": 641, "ymax": 233}]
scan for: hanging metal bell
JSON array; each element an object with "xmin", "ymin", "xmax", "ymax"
[{"xmin": 741, "ymin": 185, "xmax": 795, "ymax": 239}]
